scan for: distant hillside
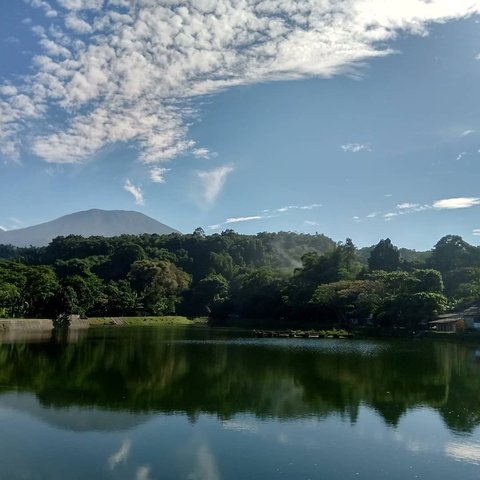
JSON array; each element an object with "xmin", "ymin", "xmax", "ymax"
[{"xmin": 0, "ymin": 209, "xmax": 180, "ymax": 247}]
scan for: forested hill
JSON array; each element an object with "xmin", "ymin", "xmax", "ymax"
[
  {"xmin": 1, "ymin": 232, "xmax": 480, "ymax": 328},
  {"xmin": 0, "ymin": 209, "xmax": 179, "ymax": 247}
]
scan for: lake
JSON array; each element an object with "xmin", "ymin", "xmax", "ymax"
[{"xmin": 1, "ymin": 326, "xmax": 480, "ymax": 479}]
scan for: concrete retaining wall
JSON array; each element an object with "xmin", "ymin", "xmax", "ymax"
[{"xmin": 0, "ymin": 319, "xmax": 53, "ymax": 332}]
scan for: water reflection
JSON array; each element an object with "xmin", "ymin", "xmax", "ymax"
[
  {"xmin": 445, "ymin": 441, "xmax": 480, "ymax": 465},
  {"xmin": 0, "ymin": 327, "xmax": 480, "ymax": 435}
]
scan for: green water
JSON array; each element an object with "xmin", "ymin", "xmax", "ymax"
[{"xmin": 1, "ymin": 326, "xmax": 480, "ymax": 479}]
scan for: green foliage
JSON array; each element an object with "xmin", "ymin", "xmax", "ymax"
[
  {"xmin": 368, "ymin": 238, "xmax": 400, "ymax": 272},
  {"xmin": 376, "ymin": 292, "xmax": 447, "ymax": 329},
  {"xmin": 431, "ymin": 235, "xmax": 480, "ymax": 274},
  {"xmin": 128, "ymin": 259, "xmax": 191, "ymax": 315},
  {"xmin": 310, "ymin": 280, "xmax": 383, "ymax": 322},
  {"xmin": 0, "ymin": 231, "xmax": 478, "ymax": 327}
]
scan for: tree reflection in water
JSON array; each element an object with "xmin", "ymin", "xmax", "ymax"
[{"xmin": 1, "ymin": 327, "xmax": 479, "ymax": 434}]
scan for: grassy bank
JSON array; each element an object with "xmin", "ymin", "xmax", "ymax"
[{"xmin": 88, "ymin": 316, "xmax": 208, "ymax": 327}]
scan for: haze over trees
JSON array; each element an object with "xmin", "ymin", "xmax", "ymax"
[{"xmin": 0, "ymin": 230, "xmax": 479, "ymax": 329}]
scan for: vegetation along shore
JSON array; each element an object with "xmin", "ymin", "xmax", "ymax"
[{"xmin": 1, "ymin": 231, "xmax": 480, "ymax": 333}]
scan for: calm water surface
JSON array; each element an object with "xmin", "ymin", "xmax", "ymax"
[{"xmin": 1, "ymin": 326, "xmax": 480, "ymax": 479}]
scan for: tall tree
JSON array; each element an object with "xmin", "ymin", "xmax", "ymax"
[{"xmin": 368, "ymin": 238, "xmax": 400, "ymax": 272}]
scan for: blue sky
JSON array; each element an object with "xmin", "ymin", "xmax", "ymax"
[{"xmin": 1, "ymin": 1, "xmax": 480, "ymax": 250}]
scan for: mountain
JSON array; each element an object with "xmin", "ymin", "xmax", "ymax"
[{"xmin": 0, "ymin": 209, "xmax": 180, "ymax": 247}]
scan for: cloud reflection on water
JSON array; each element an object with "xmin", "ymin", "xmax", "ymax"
[
  {"xmin": 108, "ymin": 439, "xmax": 131, "ymax": 470},
  {"xmin": 445, "ymin": 442, "xmax": 480, "ymax": 465}
]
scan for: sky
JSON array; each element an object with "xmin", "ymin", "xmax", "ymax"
[{"xmin": 1, "ymin": 1, "xmax": 480, "ymax": 250}]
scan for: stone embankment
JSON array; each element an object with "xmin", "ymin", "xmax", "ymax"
[
  {"xmin": 0, "ymin": 319, "xmax": 54, "ymax": 332},
  {"xmin": 0, "ymin": 316, "xmax": 89, "ymax": 332}
]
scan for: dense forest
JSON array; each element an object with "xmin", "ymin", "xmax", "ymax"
[{"xmin": 0, "ymin": 230, "xmax": 479, "ymax": 329}]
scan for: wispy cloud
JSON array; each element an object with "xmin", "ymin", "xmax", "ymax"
[
  {"xmin": 369, "ymin": 196, "xmax": 480, "ymax": 222},
  {"xmin": 57, "ymin": 0, "xmax": 103, "ymax": 11},
  {"xmin": 276, "ymin": 204, "xmax": 322, "ymax": 213},
  {"xmin": 473, "ymin": 229, "xmax": 480, "ymax": 236},
  {"xmin": 193, "ymin": 148, "xmax": 216, "ymax": 160},
  {"xmin": 0, "ymin": 217, "xmax": 26, "ymax": 231},
  {"xmin": 455, "ymin": 152, "xmax": 467, "ymax": 161},
  {"xmin": 305, "ymin": 220, "xmax": 320, "ymax": 226},
  {"xmin": 433, "ymin": 197, "xmax": 480, "ymax": 209},
  {"xmin": 226, "ymin": 216, "xmax": 264, "ymax": 224},
  {"xmin": 461, "ymin": 129, "xmax": 474, "ymax": 137},
  {"xmin": 208, "ymin": 202, "xmax": 321, "ymax": 230},
  {"xmin": 149, "ymin": 167, "xmax": 170, "ymax": 184},
  {"xmin": 209, "ymin": 213, "xmax": 271, "ymax": 230},
  {"xmin": 366, "ymin": 202, "xmax": 431, "ymax": 221},
  {"xmin": 341, "ymin": 143, "xmax": 371, "ymax": 153},
  {"xmin": 123, "ymin": 180, "xmax": 144, "ymax": 205},
  {"xmin": 1, "ymin": 1, "xmax": 479, "ymax": 166},
  {"xmin": 3, "ymin": 36, "xmax": 20, "ymax": 44},
  {"xmin": 198, "ymin": 165, "xmax": 234, "ymax": 206},
  {"xmin": 28, "ymin": 0, "xmax": 57, "ymax": 17},
  {"xmin": 397, "ymin": 203, "xmax": 419, "ymax": 209}
]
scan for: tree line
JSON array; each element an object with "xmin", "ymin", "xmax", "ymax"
[{"xmin": 0, "ymin": 230, "xmax": 479, "ymax": 328}]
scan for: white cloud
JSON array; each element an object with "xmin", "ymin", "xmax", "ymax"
[
  {"xmin": 149, "ymin": 167, "xmax": 170, "ymax": 183},
  {"xmin": 305, "ymin": 220, "xmax": 319, "ymax": 226},
  {"xmin": 207, "ymin": 223, "xmax": 222, "ymax": 230},
  {"xmin": 0, "ymin": 226, "xmax": 7, "ymax": 232},
  {"xmin": 1, "ymin": 0, "xmax": 479, "ymax": 164},
  {"xmin": 341, "ymin": 143, "xmax": 371, "ymax": 153},
  {"xmin": 461, "ymin": 129, "xmax": 474, "ymax": 136},
  {"xmin": 368, "ymin": 201, "xmax": 431, "ymax": 221},
  {"xmin": 29, "ymin": 0, "xmax": 58, "ymax": 17},
  {"xmin": 198, "ymin": 165, "xmax": 234, "ymax": 205},
  {"xmin": 57, "ymin": 0, "xmax": 104, "ymax": 10},
  {"xmin": 226, "ymin": 216, "xmax": 264, "ymax": 223},
  {"xmin": 208, "ymin": 202, "xmax": 321, "ymax": 229},
  {"xmin": 108, "ymin": 439, "xmax": 131, "ymax": 470},
  {"xmin": 397, "ymin": 202, "xmax": 419, "ymax": 209},
  {"xmin": 277, "ymin": 204, "xmax": 322, "ymax": 212},
  {"xmin": 455, "ymin": 152, "xmax": 467, "ymax": 161},
  {"xmin": 123, "ymin": 180, "xmax": 144, "ymax": 205},
  {"xmin": 476, "ymin": 53, "xmax": 480, "ymax": 60},
  {"xmin": 0, "ymin": 86, "xmax": 18, "ymax": 96},
  {"xmin": 433, "ymin": 197, "xmax": 480, "ymax": 209},
  {"xmin": 473, "ymin": 229, "xmax": 480, "ymax": 236},
  {"xmin": 192, "ymin": 148, "xmax": 216, "ymax": 159},
  {"xmin": 65, "ymin": 13, "xmax": 93, "ymax": 33}
]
